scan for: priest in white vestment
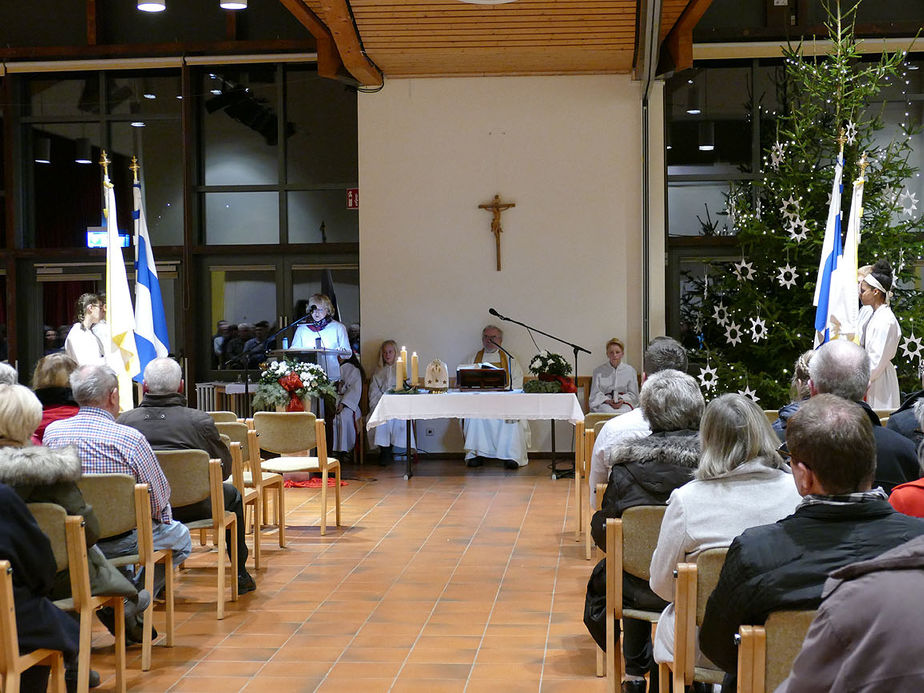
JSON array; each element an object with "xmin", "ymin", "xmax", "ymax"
[{"xmin": 462, "ymin": 325, "xmax": 530, "ymax": 469}]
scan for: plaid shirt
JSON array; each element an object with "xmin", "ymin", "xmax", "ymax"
[
  {"xmin": 44, "ymin": 407, "xmax": 173, "ymax": 523},
  {"xmin": 798, "ymin": 487, "xmax": 889, "ymax": 508}
]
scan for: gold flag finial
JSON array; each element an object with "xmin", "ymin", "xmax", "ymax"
[
  {"xmin": 130, "ymin": 155, "xmax": 140, "ymax": 182},
  {"xmin": 858, "ymin": 152, "xmax": 869, "ymax": 177},
  {"xmin": 100, "ymin": 150, "xmax": 112, "ymax": 187},
  {"xmin": 837, "ymin": 128, "xmax": 846, "ymax": 152}
]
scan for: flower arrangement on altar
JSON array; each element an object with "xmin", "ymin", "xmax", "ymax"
[
  {"xmin": 252, "ymin": 358, "xmax": 337, "ymax": 412},
  {"xmin": 524, "ymin": 351, "xmax": 576, "ymax": 393}
]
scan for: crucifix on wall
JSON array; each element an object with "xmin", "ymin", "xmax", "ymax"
[{"xmin": 478, "ymin": 194, "xmax": 516, "ymax": 271}]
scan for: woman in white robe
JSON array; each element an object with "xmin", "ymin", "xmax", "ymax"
[
  {"xmin": 589, "ymin": 337, "xmax": 639, "ymax": 414},
  {"xmin": 63, "ymin": 293, "xmax": 105, "ymax": 366},
  {"xmin": 859, "ymin": 260, "xmax": 901, "ymax": 410},
  {"xmin": 332, "ymin": 353, "xmax": 363, "ymax": 460},
  {"xmin": 369, "ymin": 340, "xmax": 415, "ymax": 465}
]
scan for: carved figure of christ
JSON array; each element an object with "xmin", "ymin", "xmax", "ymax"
[{"xmin": 478, "ymin": 194, "xmax": 516, "ymax": 271}]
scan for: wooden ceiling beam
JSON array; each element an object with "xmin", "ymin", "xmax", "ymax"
[
  {"xmin": 663, "ymin": 0, "xmax": 713, "ymax": 72},
  {"xmin": 86, "ymin": 0, "xmax": 98, "ymax": 46},
  {"xmin": 318, "ymin": 0, "xmax": 383, "ymax": 87},
  {"xmin": 277, "ymin": 0, "xmax": 343, "ymax": 80}
]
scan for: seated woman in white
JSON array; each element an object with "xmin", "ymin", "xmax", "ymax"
[
  {"xmin": 649, "ymin": 394, "xmax": 801, "ymax": 666},
  {"xmin": 63, "ymin": 293, "xmax": 106, "ymax": 366},
  {"xmin": 369, "ymin": 340, "xmax": 415, "ymax": 466},
  {"xmin": 290, "ymin": 293, "xmax": 351, "ymax": 382},
  {"xmin": 332, "ymin": 352, "xmax": 364, "ymax": 462},
  {"xmin": 589, "ymin": 337, "xmax": 639, "ymax": 414}
]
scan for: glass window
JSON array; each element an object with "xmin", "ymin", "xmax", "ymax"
[
  {"xmin": 668, "ymin": 182, "xmax": 736, "ymax": 237},
  {"xmin": 202, "ymin": 67, "xmax": 279, "ymax": 186},
  {"xmin": 204, "ymin": 192, "xmax": 279, "ymax": 245},
  {"xmin": 0, "ymin": 276, "xmax": 7, "ymax": 363},
  {"xmin": 109, "ymin": 121, "xmax": 184, "ymax": 246},
  {"xmin": 29, "ymin": 75, "xmax": 96, "ymax": 118},
  {"xmin": 108, "ymin": 72, "xmax": 182, "ymax": 116},
  {"xmin": 285, "ymin": 68, "xmax": 358, "ymax": 186},
  {"xmin": 206, "ymin": 265, "xmax": 278, "ymax": 370},
  {"xmin": 287, "ymin": 190, "xmax": 358, "ymax": 243}
]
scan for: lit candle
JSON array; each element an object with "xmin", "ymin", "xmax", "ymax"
[
  {"xmin": 400, "ymin": 345, "xmax": 408, "ymax": 366},
  {"xmin": 411, "ymin": 352, "xmax": 419, "ymax": 386},
  {"xmin": 396, "ymin": 357, "xmax": 405, "ymax": 389}
]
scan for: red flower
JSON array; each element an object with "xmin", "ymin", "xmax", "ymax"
[{"xmin": 278, "ymin": 373, "xmax": 303, "ymax": 392}]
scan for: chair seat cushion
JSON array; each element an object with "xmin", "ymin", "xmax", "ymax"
[
  {"xmin": 259, "ymin": 456, "xmax": 340, "ymax": 474},
  {"xmin": 243, "ymin": 471, "xmax": 284, "ymax": 486},
  {"xmin": 182, "ymin": 511, "xmax": 235, "ymax": 531}
]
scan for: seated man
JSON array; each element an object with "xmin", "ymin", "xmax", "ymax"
[
  {"xmin": 699, "ymin": 394, "xmax": 924, "ymax": 690},
  {"xmin": 118, "ymin": 357, "xmax": 255, "ymax": 594},
  {"xmin": 43, "ymin": 365, "xmax": 192, "ymax": 598},
  {"xmin": 587, "ymin": 337, "xmax": 688, "ymax": 508},
  {"xmin": 461, "ymin": 324, "xmax": 529, "ymax": 470}
]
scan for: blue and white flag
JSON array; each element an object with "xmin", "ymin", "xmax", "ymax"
[
  {"xmin": 132, "ymin": 173, "xmax": 170, "ymax": 382},
  {"xmin": 813, "ymin": 148, "xmax": 845, "ymax": 347},
  {"xmin": 827, "ymin": 162, "xmax": 866, "ymax": 341}
]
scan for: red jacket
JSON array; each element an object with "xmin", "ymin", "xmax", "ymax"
[
  {"xmin": 889, "ymin": 478, "xmax": 924, "ymax": 518},
  {"xmin": 31, "ymin": 405, "xmax": 79, "ymax": 444}
]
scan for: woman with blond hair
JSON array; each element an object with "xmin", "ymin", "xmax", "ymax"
[
  {"xmin": 368, "ymin": 340, "xmax": 415, "ymax": 465},
  {"xmin": 290, "ymin": 293, "xmax": 351, "ymax": 381},
  {"xmin": 649, "ymin": 393, "xmax": 801, "ymax": 667},
  {"xmin": 589, "ymin": 337, "xmax": 639, "ymax": 414}
]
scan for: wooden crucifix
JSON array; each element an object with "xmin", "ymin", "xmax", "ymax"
[{"xmin": 478, "ymin": 194, "xmax": 516, "ymax": 271}]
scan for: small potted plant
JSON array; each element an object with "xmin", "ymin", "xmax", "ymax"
[
  {"xmin": 252, "ymin": 357, "xmax": 338, "ymax": 412},
  {"xmin": 525, "ymin": 351, "xmax": 576, "ymax": 393}
]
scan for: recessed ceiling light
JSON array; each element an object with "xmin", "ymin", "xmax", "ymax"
[{"xmin": 137, "ymin": 0, "xmax": 166, "ymax": 11}]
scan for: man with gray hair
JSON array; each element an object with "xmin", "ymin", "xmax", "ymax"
[
  {"xmin": 0, "ymin": 361, "xmax": 17, "ymax": 385},
  {"xmin": 118, "ymin": 357, "xmax": 255, "ymax": 593},
  {"xmin": 805, "ymin": 339, "xmax": 917, "ymax": 493},
  {"xmin": 588, "ymin": 337, "xmax": 689, "ymax": 507},
  {"xmin": 43, "ymin": 364, "xmax": 192, "ymax": 598}
]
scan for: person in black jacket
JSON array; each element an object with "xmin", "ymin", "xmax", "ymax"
[
  {"xmin": 699, "ymin": 394, "xmax": 924, "ymax": 691},
  {"xmin": 584, "ymin": 369, "xmax": 703, "ymax": 693},
  {"xmin": 117, "ymin": 357, "xmax": 255, "ymax": 595},
  {"xmin": 803, "ymin": 339, "xmax": 917, "ymax": 492}
]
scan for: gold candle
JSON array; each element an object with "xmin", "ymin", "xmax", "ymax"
[
  {"xmin": 411, "ymin": 352, "xmax": 419, "ymax": 386},
  {"xmin": 400, "ymin": 345, "xmax": 408, "ymax": 366},
  {"xmin": 396, "ymin": 357, "xmax": 405, "ymax": 389}
]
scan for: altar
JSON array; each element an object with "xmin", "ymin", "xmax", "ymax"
[{"xmin": 367, "ymin": 390, "xmax": 584, "ymax": 479}]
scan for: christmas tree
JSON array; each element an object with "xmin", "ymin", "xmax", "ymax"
[{"xmin": 682, "ymin": 0, "xmax": 924, "ymax": 407}]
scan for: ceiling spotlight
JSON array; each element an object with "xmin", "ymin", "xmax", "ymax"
[
  {"xmin": 131, "ymin": 121, "xmax": 146, "ymax": 128},
  {"xmin": 220, "ymin": 0, "xmax": 247, "ymax": 8},
  {"xmin": 75, "ymin": 138, "xmax": 93, "ymax": 164},
  {"xmin": 698, "ymin": 121, "xmax": 715, "ymax": 152},
  {"xmin": 686, "ymin": 86, "xmax": 701, "ymax": 115},
  {"xmin": 137, "ymin": 0, "xmax": 166, "ymax": 11},
  {"xmin": 34, "ymin": 137, "xmax": 51, "ymax": 164}
]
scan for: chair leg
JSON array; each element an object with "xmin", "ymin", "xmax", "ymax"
[
  {"xmin": 262, "ymin": 487, "xmax": 270, "ymax": 526},
  {"xmin": 276, "ymin": 482, "xmax": 286, "ymax": 548},
  {"xmin": 216, "ymin": 528, "xmax": 226, "ymax": 620},
  {"xmin": 142, "ymin": 557, "xmax": 155, "ymax": 671},
  {"xmin": 199, "ymin": 528, "xmax": 207, "ymax": 546},
  {"xmin": 596, "ymin": 646, "xmax": 605, "ymax": 677},
  {"xmin": 49, "ymin": 651, "xmax": 66, "ymax": 693},
  {"xmin": 252, "ymin": 494, "xmax": 262, "ymax": 571},
  {"xmin": 230, "ymin": 516, "xmax": 239, "ymax": 602},
  {"xmin": 320, "ymin": 469, "xmax": 328, "ymax": 536},
  {"xmin": 165, "ymin": 551, "xmax": 175, "ymax": 647},
  {"xmin": 113, "ymin": 599, "xmax": 126, "ymax": 693},
  {"xmin": 77, "ymin": 605, "xmax": 93, "ymax": 693},
  {"xmin": 658, "ymin": 663, "xmax": 670, "ymax": 693},
  {"xmin": 334, "ymin": 467, "xmax": 341, "ymax": 528}
]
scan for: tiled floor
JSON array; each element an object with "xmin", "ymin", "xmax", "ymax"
[{"xmin": 89, "ymin": 457, "xmax": 605, "ymax": 692}]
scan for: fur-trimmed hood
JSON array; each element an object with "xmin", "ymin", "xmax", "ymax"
[
  {"xmin": 611, "ymin": 430, "xmax": 700, "ymax": 470},
  {"xmin": 0, "ymin": 444, "xmax": 82, "ymax": 486}
]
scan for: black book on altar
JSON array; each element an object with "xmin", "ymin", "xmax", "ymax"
[{"xmin": 456, "ymin": 363, "xmax": 508, "ymax": 390}]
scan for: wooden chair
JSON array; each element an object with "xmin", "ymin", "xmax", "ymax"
[
  {"xmin": 0, "ymin": 560, "xmax": 66, "ymax": 693},
  {"xmin": 737, "ymin": 610, "xmax": 817, "ymax": 693},
  {"xmin": 227, "ymin": 440, "xmax": 262, "ymax": 570},
  {"xmin": 252, "ymin": 412, "xmax": 342, "ymax": 536},
  {"xmin": 658, "ymin": 548, "xmax": 728, "ymax": 693},
  {"xmin": 207, "ymin": 411, "xmax": 239, "ymax": 423},
  {"xmin": 584, "ymin": 418, "xmax": 618, "ymax": 560},
  {"xmin": 762, "ymin": 410, "xmax": 778, "ymax": 424},
  {"xmin": 605, "ymin": 506, "xmax": 668, "ymax": 693},
  {"xmin": 28, "ymin": 504, "xmax": 127, "ymax": 693},
  {"xmin": 75, "ymin": 475, "xmax": 175, "ymax": 671},
  {"xmin": 155, "ymin": 452, "xmax": 238, "ymax": 620},
  {"xmin": 235, "ymin": 423, "xmax": 286, "ymax": 548}
]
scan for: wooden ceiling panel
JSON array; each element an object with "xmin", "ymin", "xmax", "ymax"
[{"xmin": 291, "ymin": 0, "xmax": 703, "ymax": 83}]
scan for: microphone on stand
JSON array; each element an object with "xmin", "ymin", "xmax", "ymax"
[
  {"xmin": 488, "ymin": 307, "xmax": 507, "ymax": 321},
  {"xmin": 487, "ymin": 337, "xmax": 515, "ymax": 391}
]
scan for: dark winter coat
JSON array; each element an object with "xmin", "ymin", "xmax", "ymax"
[
  {"xmin": 118, "ymin": 392, "xmax": 232, "ymax": 478},
  {"xmin": 0, "ymin": 443, "xmax": 136, "ymax": 600},
  {"xmin": 590, "ymin": 430, "xmax": 700, "ymax": 550},
  {"xmin": 0, "ymin": 483, "xmax": 79, "ymax": 658},
  {"xmin": 699, "ymin": 498, "xmax": 924, "ymax": 685},
  {"xmin": 777, "ymin": 534, "xmax": 924, "ymax": 692},
  {"xmin": 886, "ymin": 392, "xmax": 924, "ymax": 449}
]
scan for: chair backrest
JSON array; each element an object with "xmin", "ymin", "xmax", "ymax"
[
  {"xmin": 764, "ymin": 610, "xmax": 817, "ymax": 692},
  {"xmin": 76, "ymin": 474, "xmax": 137, "ymax": 540},
  {"xmin": 0, "ymin": 560, "xmax": 18, "ymax": 675},
  {"xmin": 228, "ymin": 442, "xmax": 246, "ymax": 494},
  {"xmin": 763, "ymin": 410, "xmax": 778, "ymax": 424},
  {"xmin": 154, "ymin": 449, "xmax": 211, "ymax": 508},
  {"xmin": 252, "ymin": 411, "xmax": 319, "ymax": 455},
  {"xmin": 695, "ymin": 548, "xmax": 729, "ymax": 626},
  {"xmin": 621, "ymin": 505, "xmax": 667, "ymax": 580},
  {"xmin": 208, "ymin": 411, "xmax": 239, "ymax": 423},
  {"xmin": 26, "ymin": 503, "xmax": 69, "ymax": 573},
  {"xmin": 585, "ymin": 412, "xmax": 618, "ymax": 431},
  {"xmin": 215, "ymin": 421, "xmax": 251, "ymax": 461}
]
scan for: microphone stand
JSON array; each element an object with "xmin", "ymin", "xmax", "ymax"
[
  {"xmin": 487, "ymin": 338, "xmax": 515, "ymax": 391},
  {"xmin": 488, "ymin": 308, "xmax": 592, "ymax": 480}
]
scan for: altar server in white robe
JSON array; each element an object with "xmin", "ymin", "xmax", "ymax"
[
  {"xmin": 369, "ymin": 339, "xmax": 415, "ymax": 466},
  {"xmin": 589, "ymin": 337, "xmax": 639, "ymax": 414},
  {"xmin": 859, "ymin": 260, "xmax": 901, "ymax": 410},
  {"xmin": 333, "ymin": 352, "xmax": 363, "ymax": 460},
  {"xmin": 291, "ymin": 293, "xmax": 351, "ymax": 381},
  {"xmin": 462, "ymin": 325, "xmax": 530, "ymax": 470},
  {"xmin": 64, "ymin": 293, "xmax": 106, "ymax": 366}
]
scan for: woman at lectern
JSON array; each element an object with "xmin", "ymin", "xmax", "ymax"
[
  {"xmin": 589, "ymin": 337, "xmax": 639, "ymax": 414},
  {"xmin": 290, "ymin": 293, "xmax": 351, "ymax": 381}
]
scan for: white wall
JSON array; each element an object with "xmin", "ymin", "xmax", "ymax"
[{"xmin": 358, "ymin": 75, "xmax": 646, "ymax": 453}]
